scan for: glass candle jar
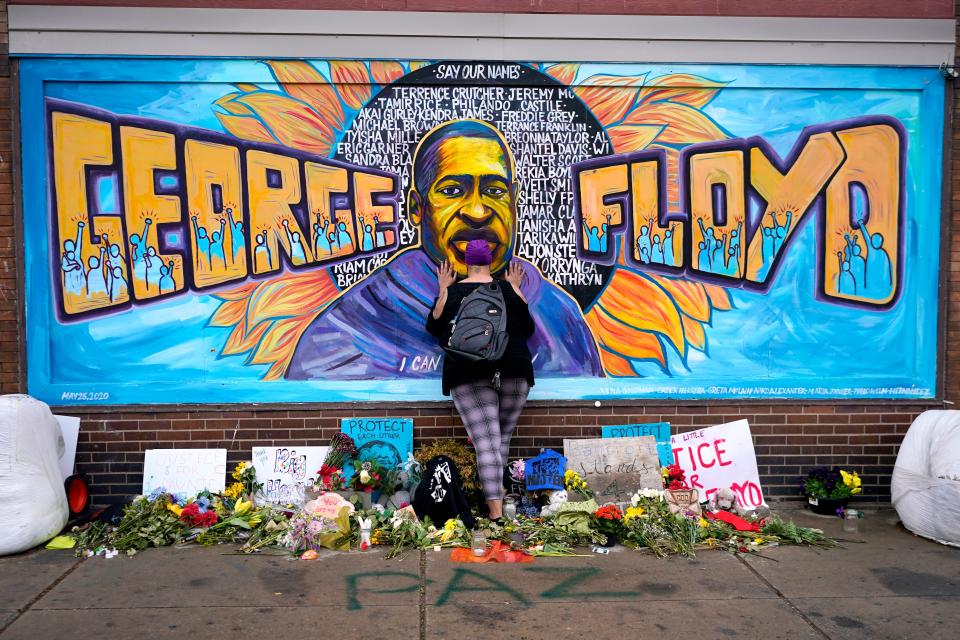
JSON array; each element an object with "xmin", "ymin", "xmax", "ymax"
[
  {"xmin": 843, "ymin": 509, "xmax": 860, "ymax": 534},
  {"xmin": 471, "ymin": 531, "xmax": 487, "ymax": 556},
  {"xmin": 503, "ymin": 496, "xmax": 517, "ymax": 521}
]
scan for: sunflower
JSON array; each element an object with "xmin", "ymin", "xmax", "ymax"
[{"xmin": 211, "ymin": 60, "xmax": 732, "ymax": 379}]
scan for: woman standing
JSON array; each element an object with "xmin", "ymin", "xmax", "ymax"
[{"xmin": 426, "ymin": 239, "xmax": 535, "ymax": 520}]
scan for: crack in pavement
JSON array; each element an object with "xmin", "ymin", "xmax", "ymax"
[
  {"xmin": 0, "ymin": 555, "xmax": 86, "ymax": 637},
  {"xmin": 737, "ymin": 554, "xmax": 833, "ymax": 640}
]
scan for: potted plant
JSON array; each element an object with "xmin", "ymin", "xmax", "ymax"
[
  {"xmin": 802, "ymin": 467, "xmax": 862, "ymax": 515},
  {"xmin": 593, "ymin": 504, "xmax": 624, "ymax": 547}
]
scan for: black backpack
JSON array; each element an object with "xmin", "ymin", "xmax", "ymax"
[{"xmin": 444, "ymin": 282, "xmax": 509, "ymax": 362}]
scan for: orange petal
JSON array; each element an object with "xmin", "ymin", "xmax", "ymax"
[
  {"xmin": 212, "ymin": 282, "xmax": 259, "ymax": 302},
  {"xmin": 607, "ymin": 124, "xmax": 664, "ymax": 153},
  {"xmin": 329, "ymin": 61, "xmax": 373, "ymax": 110},
  {"xmin": 543, "ymin": 63, "xmax": 579, "ymax": 86},
  {"xmin": 208, "ymin": 298, "xmax": 248, "ymax": 327},
  {"xmin": 594, "ymin": 269, "xmax": 685, "ymax": 357},
  {"xmin": 681, "ymin": 314, "xmax": 707, "ymax": 352},
  {"xmin": 222, "ymin": 319, "xmax": 269, "ymax": 357},
  {"xmin": 234, "ymin": 92, "xmax": 334, "ymax": 155},
  {"xmin": 597, "ymin": 348, "xmax": 637, "ymax": 377},
  {"xmin": 250, "ymin": 314, "xmax": 317, "ymax": 366},
  {"xmin": 704, "ymin": 283, "xmax": 734, "ymax": 311},
  {"xmin": 586, "ymin": 308, "xmax": 667, "ymax": 367},
  {"xmin": 215, "ymin": 93, "xmax": 254, "ymax": 116},
  {"xmin": 637, "ymin": 74, "xmax": 727, "ymax": 109},
  {"xmin": 647, "ymin": 274, "xmax": 712, "ymax": 323},
  {"xmin": 575, "ymin": 73, "xmax": 647, "ymax": 126},
  {"xmin": 264, "ymin": 60, "xmax": 346, "ymax": 130},
  {"xmin": 233, "ymin": 83, "xmax": 261, "ymax": 93},
  {"xmin": 370, "ymin": 60, "xmax": 405, "ymax": 86},
  {"xmin": 624, "ymin": 101, "xmax": 727, "ymax": 144},
  {"xmin": 214, "ymin": 112, "xmax": 278, "ymax": 144},
  {"xmin": 246, "ymin": 271, "xmax": 338, "ymax": 328}
]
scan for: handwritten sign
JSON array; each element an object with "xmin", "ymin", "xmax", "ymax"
[
  {"xmin": 142, "ymin": 449, "xmax": 226, "ymax": 498},
  {"xmin": 670, "ymin": 419, "xmax": 766, "ymax": 508},
  {"xmin": 602, "ymin": 422, "xmax": 673, "ymax": 466},
  {"xmin": 252, "ymin": 446, "xmax": 329, "ymax": 505},
  {"xmin": 341, "ymin": 418, "xmax": 413, "ymax": 477},
  {"xmin": 307, "ymin": 492, "xmax": 354, "ymax": 520},
  {"xmin": 563, "ymin": 436, "xmax": 661, "ymax": 504}
]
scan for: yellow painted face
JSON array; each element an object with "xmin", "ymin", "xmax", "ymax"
[{"xmin": 414, "ymin": 136, "xmax": 515, "ymax": 274}]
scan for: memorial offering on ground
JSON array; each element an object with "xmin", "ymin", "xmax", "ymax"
[
  {"xmin": 252, "ymin": 445, "xmax": 329, "ymax": 505},
  {"xmin": 69, "ymin": 432, "xmax": 837, "ymax": 562},
  {"xmin": 670, "ymin": 420, "xmax": 766, "ymax": 509},
  {"xmin": 564, "ymin": 436, "xmax": 662, "ymax": 503},
  {"xmin": 142, "ymin": 449, "xmax": 226, "ymax": 498}
]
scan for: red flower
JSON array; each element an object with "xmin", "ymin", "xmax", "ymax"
[
  {"xmin": 319, "ymin": 464, "xmax": 337, "ymax": 477},
  {"xmin": 594, "ymin": 505, "xmax": 623, "ymax": 521},
  {"xmin": 668, "ymin": 480, "xmax": 686, "ymax": 490},
  {"xmin": 738, "ymin": 545, "xmax": 748, "ymax": 553}
]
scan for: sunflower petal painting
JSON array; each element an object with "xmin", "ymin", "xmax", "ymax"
[{"xmin": 21, "ymin": 58, "xmax": 943, "ymax": 404}]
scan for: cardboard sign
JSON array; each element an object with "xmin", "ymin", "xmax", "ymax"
[
  {"xmin": 669, "ymin": 419, "xmax": 765, "ymax": 508},
  {"xmin": 252, "ymin": 446, "xmax": 329, "ymax": 505},
  {"xmin": 602, "ymin": 422, "xmax": 673, "ymax": 466},
  {"xmin": 563, "ymin": 436, "xmax": 661, "ymax": 504},
  {"xmin": 665, "ymin": 488, "xmax": 702, "ymax": 516},
  {"xmin": 307, "ymin": 492, "xmax": 354, "ymax": 520},
  {"xmin": 340, "ymin": 418, "xmax": 413, "ymax": 477},
  {"xmin": 142, "ymin": 449, "xmax": 226, "ymax": 497}
]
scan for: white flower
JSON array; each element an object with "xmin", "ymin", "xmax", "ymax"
[{"xmin": 360, "ymin": 470, "xmax": 371, "ymax": 484}]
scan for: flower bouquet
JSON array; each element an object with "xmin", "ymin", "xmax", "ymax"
[
  {"xmin": 803, "ymin": 467, "xmax": 862, "ymax": 516},
  {"xmin": 316, "ymin": 464, "xmax": 347, "ymax": 493},
  {"xmin": 563, "ymin": 469, "xmax": 595, "ymax": 500},
  {"xmin": 593, "ymin": 504, "xmax": 624, "ymax": 547},
  {"xmin": 350, "ymin": 460, "xmax": 382, "ymax": 509},
  {"xmin": 662, "ymin": 464, "xmax": 688, "ymax": 490}
]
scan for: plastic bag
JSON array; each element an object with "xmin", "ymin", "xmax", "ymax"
[
  {"xmin": 0, "ymin": 395, "xmax": 69, "ymax": 555},
  {"xmin": 891, "ymin": 410, "xmax": 960, "ymax": 547}
]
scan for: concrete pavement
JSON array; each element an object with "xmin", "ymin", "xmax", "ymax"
[{"xmin": 1, "ymin": 507, "xmax": 957, "ymax": 640}]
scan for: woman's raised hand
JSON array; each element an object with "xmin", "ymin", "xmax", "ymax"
[{"xmin": 437, "ymin": 260, "xmax": 456, "ymax": 290}]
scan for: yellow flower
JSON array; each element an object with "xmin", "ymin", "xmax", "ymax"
[
  {"xmin": 167, "ymin": 503, "xmax": 183, "ymax": 517},
  {"xmin": 753, "ymin": 537, "xmax": 764, "ymax": 544},
  {"xmin": 231, "ymin": 461, "xmax": 248, "ymax": 481},
  {"xmin": 851, "ymin": 487, "xmax": 862, "ymax": 495},
  {"xmin": 248, "ymin": 514, "xmax": 262, "ymax": 527},
  {"xmin": 660, "ymin": 467, "xmax": 670, "ymax": 478},
  {"xmin": 443, "ymin": 519, "xmax": 458, "ymax": 532},
  {"xmin": 224, "ymin": 483, "xmax": 244, "ymax": 499},
  {"xmin": 624, "ymin": 506, "xmax": 645, "ymax": 522},
  {"xmin": 234, "ymin": 497, "xmax": 252, "ymax": 515},
  {"xmin": 840, "ymin": 470, "xmax": 862, "ymax": 489},
  {"xmin": 698, "ymin": 517, "xmax": 709, "ymax": 528}
]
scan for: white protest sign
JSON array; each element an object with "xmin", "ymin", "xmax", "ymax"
[
  {"xmin": 669, "ymin": 419, "xmax": 766, "ymax": 508},
  {"xmin": 563, "ymin": 436, "xmax": 661, "ymax": 504},
  {"xmin": 252, "ymin": 446, "xmax": 328, "ymax": 505},
  {"xmin": 53, "ymin": 414, "xmax": 80, "ymax": 481},
  {"xmin": 143, "ymin": 449, "xmax": 226, "ymax": 497}
]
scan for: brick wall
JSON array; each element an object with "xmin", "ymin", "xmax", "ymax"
[
  {"xmin": 0, "ymin": 1, "xmax": 15, "ymax": 397},
  {"xmin": 67, "ymin": 402, "xmax": 933, "ymax": 505},
  {"xmin": 4, "ymin": 2, "xmax": 957, "ymax": 506}
]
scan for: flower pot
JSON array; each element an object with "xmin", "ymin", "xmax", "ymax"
[
  {"xmin": 601, "ymin": 532, "xmax": 618, "ymax": 547},
  {"xmin": 807, "ymin": 496, "xmax": 848, "ymax": 516}
]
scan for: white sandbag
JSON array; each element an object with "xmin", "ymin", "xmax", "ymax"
[
  {"xmin": 0, "ymin": 395, "xmax": 69, "ymax": 555},
  {"xmin": 891, "ymin": 410, "xmax": 960, "ymax": 547}
]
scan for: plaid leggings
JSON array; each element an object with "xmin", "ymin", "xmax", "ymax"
[{"xmin": 451, "ymin": 377, "xmax": 530, "ymax": 502}]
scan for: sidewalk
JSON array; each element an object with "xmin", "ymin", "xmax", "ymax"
[{"xmin": 1, "ymin": 508, "xmax": 957, "ymax": 640}]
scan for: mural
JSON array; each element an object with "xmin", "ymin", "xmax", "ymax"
[{"xmin": 20, "ymin": 58, "xmax": 944, "ymax": 404}]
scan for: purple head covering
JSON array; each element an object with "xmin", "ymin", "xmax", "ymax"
[{"xmin": 464, "ymin": 239, "xmax": 493, "ymax": 266}]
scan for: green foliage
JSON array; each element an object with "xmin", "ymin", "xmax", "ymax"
[{"xmin": 414, "ymin": 439, "xmax": 481, "ymax": 496}]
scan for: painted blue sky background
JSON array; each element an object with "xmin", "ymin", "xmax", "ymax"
[{"xmin": 19, "ymin": 58, "xmax": 944, "ymax": 403}]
